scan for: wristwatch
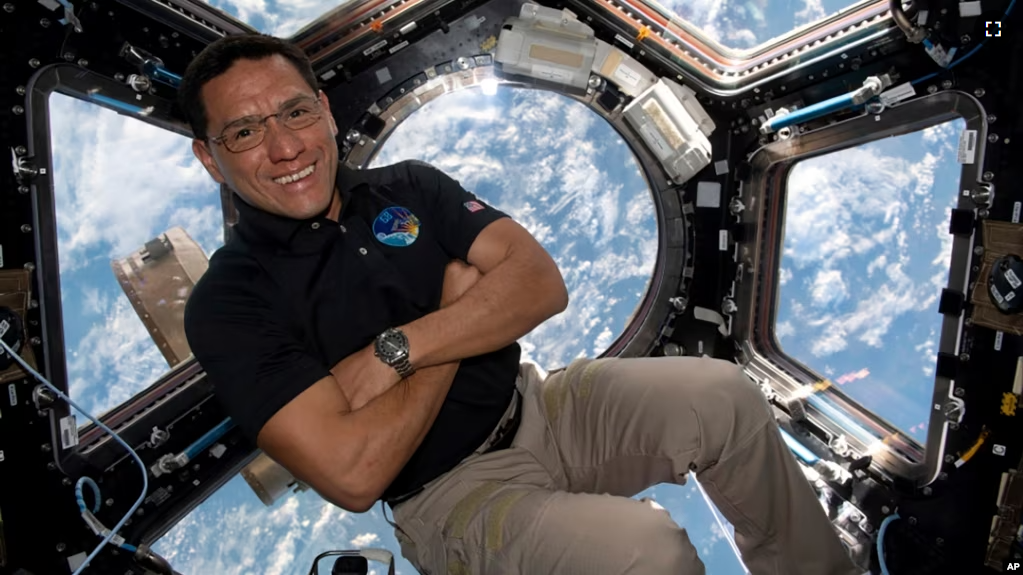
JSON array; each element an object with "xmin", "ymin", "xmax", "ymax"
[{"xmin": 374, "ymin": 327, "xmax": 416, "ymax": 378}]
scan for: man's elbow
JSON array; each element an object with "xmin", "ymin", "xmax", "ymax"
[{"xmin": 318, "ymin": 479, "xmax": 379, "ymax": 513}]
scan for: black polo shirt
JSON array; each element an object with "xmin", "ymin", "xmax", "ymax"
[{"xmin": 183, "ymin": 159, "xmax": 521, "ymax": 501}]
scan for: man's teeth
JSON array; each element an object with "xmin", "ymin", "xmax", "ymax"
[{"xmin": 274, "ymin": 164, "xmax": 315, "ymax": 185}]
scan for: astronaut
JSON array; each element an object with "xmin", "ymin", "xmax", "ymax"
[{"xmin": 180, "ymin": 33, "xmax": 859, "ymax": 575}]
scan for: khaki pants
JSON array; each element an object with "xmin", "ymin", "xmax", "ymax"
[{"xmin": 389, "ymin": 357, "xmax": 859, "ymax": 575}]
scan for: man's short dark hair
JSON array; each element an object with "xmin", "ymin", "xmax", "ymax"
[{"xmin": 178, "ymin": 34, "xmax": 319, "ymax": 140}]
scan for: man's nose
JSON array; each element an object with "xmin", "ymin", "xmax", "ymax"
[{"xmin": 264, "ymin": 118, "xmax": 304, "ymax": 161}]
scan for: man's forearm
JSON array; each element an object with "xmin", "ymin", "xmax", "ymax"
[
  {"xmin": 403, "ymin": 251, "xmax": 567, "ymax": 369},
  {"xmin": 340, "ymin": 361, "xmax": 459, "ymax": 505}
]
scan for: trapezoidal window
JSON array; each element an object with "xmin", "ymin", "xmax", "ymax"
[
  {"xmin": 643, "ymin": 0, "xmax": 869, "ymax": 50},
  {"xmin": 776, "ymin": 117, "xmax": 966, "ymax": 444},
  {"xmin": 48, "ymin": 92, "xmax": 224, "ymax": 425}
]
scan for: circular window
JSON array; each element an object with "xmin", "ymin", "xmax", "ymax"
[{"xmin": 370, "ymin": 86, "xmax": 657, "ymax": 369}]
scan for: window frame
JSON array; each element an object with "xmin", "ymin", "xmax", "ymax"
[
  {"xmin": 733, "ymin": 89, "xmax": 987, "ymax": 485},
  {"xmin": 26, "ymin": 64, "xmax": 227, "ymax": 462}
]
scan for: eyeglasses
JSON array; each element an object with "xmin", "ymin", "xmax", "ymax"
[{"xmin": 208, "ymin": 96, "xmax": 324, "ymax": 153}]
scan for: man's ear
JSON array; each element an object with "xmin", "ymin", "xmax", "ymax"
[
  {"xmin": 192, "ymin": 138, "xmax": 226, "ymax": 185},
  {"xmin": 319, "ymin": 90, "xmax": 339, "ymax": 137}
]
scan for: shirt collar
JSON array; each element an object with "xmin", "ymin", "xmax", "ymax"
[{"xmin": 232, "ymin": 162, "xmax": 360, "ymax": 253}]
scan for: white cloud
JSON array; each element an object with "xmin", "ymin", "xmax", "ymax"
[
  {"xmin": 49, "ymin": 93, "xmax": 219, "ymax": 274},
  {"xmin": 776, "ymin": 320, "xmax": 795, "ymax": 340},
  {"xmin": 779, "ymin": 267, "xmax": 793, "ymax": 285},
  {"xmin": 810, "ymin": 269, "xmax": 847, "ymax": 307},
  {"xmin": 350, "ymin": 532, "xmax": 381, "ymax": 547},
  {"xmin": 68, "ymin": 295, "xmax": 169, "ymax": 417},
  {"xmin": 795, "ymin": 0, "xmax": 826, "ymax": 26}
]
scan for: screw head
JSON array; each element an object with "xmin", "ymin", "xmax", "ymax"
[
  {"xmin": 3, "ymin": 3, "xmax": 14, "ymax": 12},
  {"xmin": 28, "ymin": 58, "xmax": 41, "ymax": 68},
  {"xmin": 960, "ymin": 353, "xmax": 970, "ymax": 361},
  {"xmin": 942, "ymin": 80, "xmax": 953, "ymax": 90},
  {"xmin": 983, "ymin": 171, "xmax": 994, "ymax": 182},
  {"xmin": 988, "ymin": 114, "xmax": 997, "ymax": 123},
  {"xmin": 78, "ymin": 59, "xmax": 88, "ymax": 67},
  {"xmin": 961, "ymin": 35, "xmax": 970, "ymax": 44},
  {"xmin": 47, "ymin": 462, "xmax": 56, "ymax": 470},
  {"xmin": 944, "ymin": 455, "xmax": 954, "ymax": 463},
  {"xmin": 12, "ymin": 105, "xmax": 23, "ymax": 115},
  {"xmin": 938, "ymin": 472, "xmax": 948, "ymax": 480},
  {"xmin": 954, "ymin": 387, "xmax": 965, "ymax": 397},
  {"xmin": 978, "ymin": 209, "xmax": 990, "ymax": 219},
  {"xmin": 974, "ymin": 88, "xmax": 986, "ymax": 97},
  {"xmin": 882, "ymin": 505, "xmax": 891, "ymax": 514},
  {"xmin": 63, "ymin": 52, "xmax": 74, "ymax": 61},
  {"xmin": 989, "ymin": 134, "xmax": 999, "ymax": 143},
  {"xmin": 56, "ymin": 542, "xmax": 66, "ymax": 552},
  {"xmin": 40, "ymin": 18, "xmax": 50, "ymax": 27},
  {"xmin": 909, "ymin": 516, "xmax": 918, "ymax": 525},
  {"xmin": 106, "ymin": 498, "xmax": 114, "ymax": 506},
  {"xmin": 922, "ymin": 486, "xmax": 932, "ymax": 495},
  {"xmin": 927, "ymin": 85, "xmax": 938, "ymax": 94},
  {"xmin": 41, "ymin": 443, "xmax": 51, "ymax": 452},
  {"xmin": 14, "ymin": 145, "xmax": 26, "ymax": 155},
  {"xmin": 18, "ymin": 185, "xmax": 29, "ymax": 194},
  {"xmin": 974, "ymin": 246, "xmax": 985, "ymax": 256},
  {"xmin": 949, "ymin": 421, "xmax": 959, "ymax": 430},
  {"xmin": 21, "ymin": 224, "xmax": 31, "ymax": 233},
  {"xmin": 62, "ymin": 477, "xmax": 72, "ymax": 486},
  {"xmin": 936, "ymin": 537, "xmax": 944, "ymax": 546},
  {"xmin": 16, "ymin": 85, "xmax": 26, "ymax": 95}
]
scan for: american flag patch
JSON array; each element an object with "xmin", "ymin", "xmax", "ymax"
[{"xmin": 464, "ymin": 200, "xmax": 485, "ymax": 213}]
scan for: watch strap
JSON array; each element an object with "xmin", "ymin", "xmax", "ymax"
[{"xmin": 394, "ymin": 356, "xmax": 415, "ymax": 379}]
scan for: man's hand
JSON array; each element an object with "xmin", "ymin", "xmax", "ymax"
[
  {"xmin": 332, "ymin": 261, "xmax": 480, "ymax": 410},
  {"xmin": 441, "ymin": 260, "xmax": 482, "ymax": 308},
  {"xmin": 330, "ymin": 345, "xmax": 401, "ymax": 411}
]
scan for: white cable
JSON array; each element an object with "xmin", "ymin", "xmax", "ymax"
[
  {"xmin": 0, "ymin": 337, "xmax": 148, "ymax": 574},
  {"xmin": 692, "ymin": 475, "xmax": 751, "ymax": 574}
]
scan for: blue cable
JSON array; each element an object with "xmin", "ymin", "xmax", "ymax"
[
  {"xmin": 0, "ymin": 338, "xmax": 148, "ymax": 574},
  {"xmin": 911, "ymin": 0, "xmax": 1016, "ymax": 86},
  {"xmin": 75, "ymin": 476, "xmax": 101, "ymax": 513},
  {"xmin": 878, "ymin": 512, "xmax": 900, "ymax": 575}
]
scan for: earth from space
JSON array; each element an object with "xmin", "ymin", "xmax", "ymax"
[{"xmin": 47, "ymin": 0, "xmax": 967, "ymax": 573}]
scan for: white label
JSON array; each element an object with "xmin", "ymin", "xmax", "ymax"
[
  {"xmin": 1006, "ymin": 269, "xmax": 1022, "ymax": 290},
  {"xmin": 958, "ymin": 130, "xmax": 977, "ymax": 164},
  {"xmin": 532, "ymin": 64, "xmax": 572, "ymax": 83},
  {"xmin": 0, "ymin": 243, "xmax": 4, "ymax": 267},
  {"xmin": 992, "ymin": 284, "xmax": 1005, "ymax": 304},
  {"xmin": 879, "ymin": 82, "xmax": 916, "ymax": 106},
  {"xmin": 639, "ymin": 123, "xmax": 672, "ymax": 161},
  {"xmin": 718, "ymin": 230, "xmax": 729, "ymax": 251},
  {"xmin": 960, "ymin": 1, "xmax": 982, "ymax": 17},
  {"xmin": 614, "ymin": 34, "xmax": 635, "ymax": 49},
  {"xmin": 613, "ymin": 64, "xmax": 641, "ymax": 88},
  {"xmin": 1006, "ymin": 291, "xmax": 1016, "ymax": 302},
  {"xmin": 388, "ymin": 41, "xmax": 409, "ymax": 54},
  {"xmin": 0, "ymin": 319, "xmax": 8, "ymax": 338},
  {"xmin": 916, "ymin": 9, "xmax": 928, "ymax": 24},
  {"xmin": 995, "ymin": 331, "xmax": 1004, "ymax": 351},
  {"xmin": 1014, "ymin": 202, "xmax": 1021, "ymax": 223},
  {"xmin": 7, "ymin": 384, "xmax": 15, "ymax": 407},
  {"xmin": 0, "ymin": 450, "xmax": 4, "ymax": 462},
  {"xmin": 698, "ymin": 340, "xmax": 704, "ymax": 354},
  {"xmin": 363, "ymin": 39, "xmax": 389, "ymax": 56},
  {"xmin": 60, "ymin": 415, "xmax": 79, "ymax": 449}
]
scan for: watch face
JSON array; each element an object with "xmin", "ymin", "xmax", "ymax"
[{"xmin": 377, "ymin": 329, "xmax": 408, "ymax": 362}]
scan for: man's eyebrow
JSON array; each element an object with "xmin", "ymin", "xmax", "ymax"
[{"xmin": 219, "ymin": 95, "xmax": 317, "ymax": 130}]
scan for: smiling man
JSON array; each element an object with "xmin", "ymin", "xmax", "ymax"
[{"xmin": 180, "ymin": 34, "xmax": 861, "ymax": 575}]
